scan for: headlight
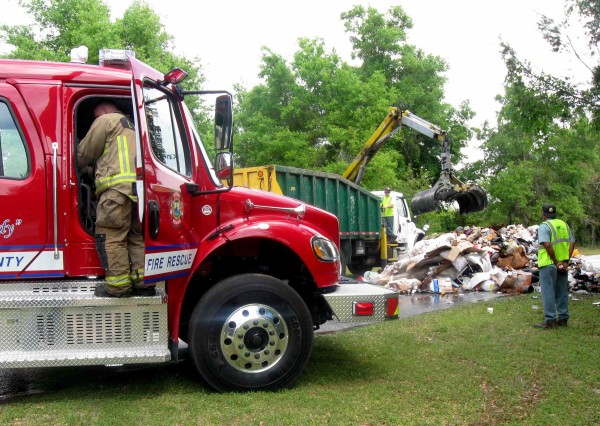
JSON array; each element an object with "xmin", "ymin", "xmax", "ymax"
[{"xmin": 311, "ymin": 237, "xmax": 339, "ymax": 262}]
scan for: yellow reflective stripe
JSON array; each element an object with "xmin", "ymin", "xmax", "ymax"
[
  {"xmin": 117, "ymin": 136, "xmax": 125, "ymax": 175},
  {"xmin": 130, "ymin": 268, "xmax": 144, "ymax": 281},
  {"xmin": 123, "ymin": 136, "xmax": 132, "ymax": 174},
  {"xmin": 96, "ymin": 173, "xmax": 137, "ymax": 193},
  {"xmin": 106, "ymin": 274, "xmax": 131, "ymax": 286},
  {"xmin": 545, "ymin": 221, "xmax": 571, "ymax": 245},
  {"xmin": 117, "ymin": 135, "xmax": 133, "ymax": 174},
  {"xmin": 96, "ymin": 135, "xmax": 135, "ymax": 194}
]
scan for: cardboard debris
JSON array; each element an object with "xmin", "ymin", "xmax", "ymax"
[
  {"xmin": 496, "ymin": 246, "xmax": 530, "ymax": 270},
  {"xmin": 363, "ymin": 224, "xmax": 600, "ymax": 295}
]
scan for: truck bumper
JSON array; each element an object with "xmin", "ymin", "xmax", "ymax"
[{"xmin": 322, "ymin": 283, "xmax": 399, "ymax": 323}]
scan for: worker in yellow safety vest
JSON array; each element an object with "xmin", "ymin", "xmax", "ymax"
[
  {"xmin": 534, "ymin": 204, "xmax": 575, "ymax": 328},
  {"xmin": 380, "ymin": 187, "xmax": 397, "ymax": 241}
]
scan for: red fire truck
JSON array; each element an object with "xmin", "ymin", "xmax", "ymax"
[{"xmin": 0, "ymin": 49, "xmax": 398, "ymax": 391}]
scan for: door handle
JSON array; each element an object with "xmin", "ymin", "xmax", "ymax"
[
  {"xmin": 148, "ymin": 200, "xmax": 160, "ymax": 239},
  {"xmin": 52, "ymin": 142, "xmax": 60, "ymax": 259}
]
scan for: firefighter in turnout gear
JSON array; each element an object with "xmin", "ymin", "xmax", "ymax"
[{"xmin": 77, "ymin": 101, "xmax": 153, "ymax": 297}]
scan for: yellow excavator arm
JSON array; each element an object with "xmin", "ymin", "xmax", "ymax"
[
  {"xmin": 342, "ymin": 106, "xmax": 487, "ymax": 215},
  {"xmin": 342, "ymin": 107, "xmax": 403, "ymax": 183}
]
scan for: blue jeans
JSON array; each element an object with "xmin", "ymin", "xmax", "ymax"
[
  {"xmin": 382, "ymin": 216, "xmax": 395, "ymax": 239},
  {"xmin": 539, "ymin": 265, "xmax": 570, "ymax": 322}
]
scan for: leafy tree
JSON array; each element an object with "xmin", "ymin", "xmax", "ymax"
[
  {"xmin": 1, "ymin": 0, "xmax": 206, "ymax": 120},
  {"xmin": 1, "ymin": 0, "xmax": 114, "ymax": 61},
  {"xmin": 341, "ymin": 5, "xmax": 412, "ymax": 83},
  {"xmin": 501, "ymin": 0, "xmax": 599, "ymax": 124},
  {"xmin": 474, "ymin": 0, "xmax": 600, "ymax": 242},
  {"xmin": 235, "ymin": 5, "xmax": 475, "ymax": 198}
]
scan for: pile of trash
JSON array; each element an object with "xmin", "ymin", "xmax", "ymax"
[{"xmin": 363, "ymin": 224, "xmax": 600, "ymax": 295}]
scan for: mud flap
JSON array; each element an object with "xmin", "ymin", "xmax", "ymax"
[{"xmin": 411, "ymin": 179, "xmax": 487, "ymax": 216}]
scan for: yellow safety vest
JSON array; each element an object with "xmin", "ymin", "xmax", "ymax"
[
  {"xmin": 381, "ymin": 195, "xmax": 394, "ymax": 217},
  {"xmin": 538, "ymin": 219, "xmax": 571, "ymax": 267}
]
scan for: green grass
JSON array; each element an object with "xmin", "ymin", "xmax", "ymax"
[{"xmin": 1, "ymin": 294, "xmax": 599, "ymax": 425}]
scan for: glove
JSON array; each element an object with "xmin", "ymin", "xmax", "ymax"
[{"xmin": 80, "ymin": 165, "xmax": 94, "ymax": 177}]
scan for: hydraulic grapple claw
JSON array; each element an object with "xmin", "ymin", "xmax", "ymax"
[{"xmin": 411, "ymin": 180, "xmax": 487, "ymax": 216}]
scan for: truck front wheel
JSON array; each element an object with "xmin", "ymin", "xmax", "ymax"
[{"xmin": 188, "ymin": 273, "xmax": 314, "ymax": 392}]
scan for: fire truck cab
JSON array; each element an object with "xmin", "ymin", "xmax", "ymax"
[{"xmin": 0, "ymin": 49, "xmax": 398, "ymax": 391}]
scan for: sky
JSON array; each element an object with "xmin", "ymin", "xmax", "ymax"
[{"xmin": 0, "ymin": 0, "xmax": 592, "ymax": 159}]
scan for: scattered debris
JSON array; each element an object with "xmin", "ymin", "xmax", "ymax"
[{"xmin": 363, "ymin": 224, "xmax": 600, "ymax": 295}]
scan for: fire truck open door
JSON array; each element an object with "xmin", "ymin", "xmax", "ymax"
[{"xmin": 129, "ymin": 57, "xmax": 198, "ymax": 287}]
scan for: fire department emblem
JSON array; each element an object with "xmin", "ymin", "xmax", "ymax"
[{"xmin": 168, "ymin": 192, "xmax": 184, "ymax": 229}]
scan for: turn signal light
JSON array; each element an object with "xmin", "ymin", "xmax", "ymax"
[{"xmin": 353, "ymin": 301, "xmax": 374, "ymax": 316}]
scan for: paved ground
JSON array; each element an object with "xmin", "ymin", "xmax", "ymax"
[
  {"xmin": 316, "ymin": 290, "xmax": 504, "ymax": 334},
  {"xmin": 584, "ymin": 254, "xmax": 600, "ymax": 268}
]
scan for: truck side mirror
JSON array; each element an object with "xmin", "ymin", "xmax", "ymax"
[
  {"xmin": 214, "ymin": 152, "xmax": 233, "ymax": 180},
  {"xmin": 215, "ymin": 94, "xmax": 233, "ymax": 150}
]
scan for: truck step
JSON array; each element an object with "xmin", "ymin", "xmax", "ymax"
[
  {"xmin": 0, "ymin": 279, "xmax": 165, "ymax": 308},
  {"xmin": 0, "ymin": 348, "xmax": 171, "ymax": 369},
  {"xmin": 0, "ymin": 280, "xmax": 170, "ymax": 368}
]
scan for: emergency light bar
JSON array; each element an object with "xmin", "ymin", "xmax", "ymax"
[{"xmin": 99, "ymin": 49, "xmax": 136, "ymax": 69}]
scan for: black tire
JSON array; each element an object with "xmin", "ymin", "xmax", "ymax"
[
  {"xmin": 340, "ymin": 248, "xmax": 349, "ymax": 277},
  {"xmin": 188, "ymin": 273, "xmax": 314, "ymax": 392}
]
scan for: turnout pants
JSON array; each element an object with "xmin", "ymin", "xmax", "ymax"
[{"xmin": 94, "ymin": 189, "xmax": 148, "ymax": 295}]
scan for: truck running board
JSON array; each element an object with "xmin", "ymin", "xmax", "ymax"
[
  {"xmin": 323, "ymin": 283, "xmax": 399, "ymax": 323},
  {"xmin": 0, "ymin": 280, "xmax": 170, "ymax": 369}
]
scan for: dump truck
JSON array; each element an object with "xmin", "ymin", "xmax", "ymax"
[
  {"xmin": 232, "ymin": 166, "xmax": 425, "ymax": 275},
  {"xmin": 234, "ymin": 107, "xmax": 487, "ymax": 275},
  {"xmin": 0, "ymin": 48, "xmax": 400, "ymax": 392}
]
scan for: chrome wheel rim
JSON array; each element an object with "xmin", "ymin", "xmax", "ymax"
[{"xmin": 220, "ymin": 304, "xmax": 289, "ymax": 372}]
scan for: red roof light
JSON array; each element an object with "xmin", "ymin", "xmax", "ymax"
[{"xmin": 163, "ymin": 68, "xmax": 188, "ymax": 85}]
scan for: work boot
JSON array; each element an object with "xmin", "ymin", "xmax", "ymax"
[
  {"xmin": 132, "ymin": 286, "xmax": 156, "ymax": 297},
  {"xmin": 533, "ymin": 320, "xmax": 558, "ymax": 329},
  {"xmin": 557, "ymin": 318, "xmax": 568, "ymax": 326},
  {"xmin": 94, "ymin": 284, "xmax": 132, "ymax": 298}
]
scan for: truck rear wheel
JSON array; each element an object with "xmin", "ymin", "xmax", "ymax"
[
  {"xmin": 188, "ymin": 273, "xmax": 314, "ymax": 391},
  {"xmin": 347, "ymin": 264, "xmax": 372, "ymax": 277}
]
